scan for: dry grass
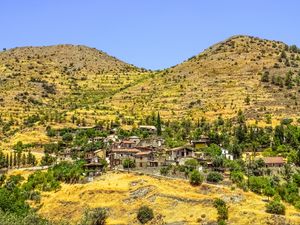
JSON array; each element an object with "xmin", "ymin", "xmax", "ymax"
[
  {"xmin": 37, "ymin": 171, "xmax": 300, "ymax": 225},
  {"xmin": 1, "ymin": 35, "xmax": 300, "ymax": 130}
]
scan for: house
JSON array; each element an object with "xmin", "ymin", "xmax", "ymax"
[
  {"xmin": 84, "ymin": 162, "xmax": 105, "ymax": 177},
  {"xmin": 111, "ymin": 139, "xmax": 137, "ymax": 149},
  {"xmin": 84, "ymin": 151, "xmax": 105, "ymax": 177},
  {"xmin": 109, "ymin": 148, "xmax": 140, "ymax": 167},
  {"xmin": 166, "ymin": 146, "xmax": 195, "ymax": 165},
  {"xmin": 135, "ymin": 151, "xmax": 166, "ymax": 168},
  {"xmin": 128, "ymin": 136, "xmax": 141, "ymax": 145},
  {"xmin": 120, "ymin": 140, "xmax": 137, "ymax": 149},
  {"xmin": 57, "ymin": 148, "xmax": 73, "ymax": 162},
  {"xmin": 104, "ymin": 134, "xmax": 119, "ymax": 143},
  {"xmin": 94, "ymin": 149, "xmax": 106, "ymax": 159},
  {"xmin": 137, "ymin": 137, "xmax": 164, "ymax": 148},
  {"xmin": 262, "ymin": 157, "xmax": 285, "ymax": 167},
  {"xmin": 77, "ymin": 125, "xmax": 103, "ymax": 131},
  {"xmin": 221, "ymin": 148, "xmax": 234, "ymax": 160},
  {"xmin": 91, "ymin": 136, "xmax": 104, "ymax": 142},
  {"xmin": 139, "ymin": 125, "xmax": 157, "ymax": 134},
  {"xmin": 85, "ymin": 151, "xmax": 99, "ymax": 164},
  {"xmin": 191, "ymin": 135, "xmax": 210, "ymax": 149}
]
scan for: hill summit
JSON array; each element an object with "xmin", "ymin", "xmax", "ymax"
[{"xmin": 0, "ymin": 35, "xmax": 300, "ymax": 129}]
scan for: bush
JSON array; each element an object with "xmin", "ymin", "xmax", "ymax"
[
  {"xmin": 230, "ymin": 171, "xmax": 244, "ymax": 184},
  {"xmin": 79, "ymin": 207, "xmax": 107, "ymax": 225},
  {"xmin": 207, "ymin": 172, "xmax": 223, "ymax": 183},
  {"xmin": 137, "ymin": 206, "xmax": 154, "ymax": 224},
  {"xmin": 266, "ymin": 200, "xmax": 285, "ymax": 215},
  {"xmin": 248, "ymin": 176, "xmax": 270, "ymax": 194},
  {"xmin": 62, "ymin": 133, "xmax": 73, "ymax": 142},
  {"xmin": 160, "ymin": 166, "xmax": 170, "ymax": 176},
  {"xmin": 261, "ymin": 71, "xmax": 269, "ymax": 82},
  {"xmin": 213, "ymin": 198, "xmax": 228, "ymax": 222},
  {"xmin": 184, "ymin": 159, "xmax": 199, "ymax": 171},
  {"xmin": 189, "ymin": 170, "xmax": 204, "ymax": 186},
  {"xmin": 122, "ymin": 158, "xmax": 135, "ymax": 169},
  {"xmin": 51, "ymin": 161, "xmax": 84, "ymax": 184}
]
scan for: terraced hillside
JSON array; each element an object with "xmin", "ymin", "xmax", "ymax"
[
  {"xmin": 1, "ymin": 35, "xmax": 300, "ymax": 132},
  {"xmin": 110, "ymin": 35, "xmax": 300, "ymax": 121},
  {"xmin": 0, "ymin": 44, "xmax": 149, "ymax": 128}
]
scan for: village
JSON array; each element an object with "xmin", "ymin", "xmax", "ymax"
[{"xmin": 53, "ymin": 124, "xmax": 287, "ymax": 181}]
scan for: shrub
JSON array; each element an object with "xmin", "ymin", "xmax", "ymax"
[
  {"xmin": 184, "ymin": 159, "xmax": 199, "ymax": 171},
  {"xmin": 189, "ymin": 170, "xmax": 204, "ymax": 186},
  {"xmin": 207, "ymin": 172, "xmax": 223, "ymax": 183},
  {"xmin": 79, "ymin": 207, "xmax": 107, "ymax": 225},
  {"xmin": 62, "ymin": 133, "xmax": 73, "ymax": 142},
  {"xmin": 266, "ymin": 200, "xmax": 285, "ymax": 215},
  {"xmin": 263, "ymin": 186, "xmax": 276, "ymax": 200},
  {"xmin": 248, "ymin": 176, "xmax": 270, "ymax": 194},
  {"xmin": 261, "ymin": 71, "xmax": 269, "ymax": 82},
  {"xmin": 230, "ymin": 171, "xmax": 244, "ymax": 184},
  {"xmin": 122, "ymin": 158, "xmax": 135, "ymax": 169},
  {"xmin": 137, "ymin": 206, "xmax": 154, "ymax": 224},
  {"xmin": 213, "ymin": 198, "xmax": 228, "ymax": 222},
  {"xmin": 160, "ymin": 166, "xmax": 170, "ymax": 176}
]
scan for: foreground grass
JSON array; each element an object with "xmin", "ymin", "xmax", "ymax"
[{"xmin": 37, "ymin": 171, "xmax": 300, "ymax": 225}]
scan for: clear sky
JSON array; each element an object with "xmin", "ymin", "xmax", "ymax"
[{"xmin": 1, "ymin": 0, "xmax": 299, "ymax": 70}]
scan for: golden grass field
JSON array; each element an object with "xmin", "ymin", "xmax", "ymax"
[{"xmin": 36, "ymin": 171, "xmax": 300, "ymax": 225}]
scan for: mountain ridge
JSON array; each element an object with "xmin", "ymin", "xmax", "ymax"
[{"xmin": 0, "ymin": 35, "xmax": 300, "ymax": 132}]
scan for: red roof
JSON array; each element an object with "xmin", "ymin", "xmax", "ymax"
[
  {"xmin": 135, "ymin": 151, "xmax": 152, "ymax": 156},
  {"xmin": 262, "ymin": 157, "xmax": 284, "ymax": 164},
  {"xmin": 111, "ymin": 148, "xmax": 140, "ymax": 153}
]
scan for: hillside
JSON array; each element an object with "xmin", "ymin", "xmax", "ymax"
[
  {"xmin": 1, "ymin": 35, "xmax": 300, "ymax": 134},
  {"xmin": 109, "ymin": 35, "xmax": 300, "ymax": 121},
  {"xmin": 36, "ymin": 171, "xmax": 300, "ymax": 225},
  {"xmin": 0, "ymin": 44, "xmax": 149, "ymax": 133}
]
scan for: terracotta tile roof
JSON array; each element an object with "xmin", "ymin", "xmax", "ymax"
[
  {"xmin": 111, "ymin": 148, "xmax": 140, "ymax": 153},
  {"xmin": 122, "ymin": 140, "xmax": 136, "ymax": 144},
  {"xmin": 262, "ymin": 157, "xmax": 284, "ymax": 164},
  {"xmin": 135, "ymin": 151, "xmax": 152, "ymax": 156}
]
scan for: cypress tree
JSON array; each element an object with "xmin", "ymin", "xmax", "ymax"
[
  {"xmin": 13, "ymin": 152, "xmax": 17, "ymax": 167},
  {"xmin": 21, "ymin": 153, "xmax": 27, "ymax": 166},
  {"xmin": 17, "ymin": 151, "xmax": 21, "ymax": 168},
  {"xmin": 157, "ymin": 112, "xmax": 162, "ymax": 136},
  {"xmin": 9, "ymin": 153, "xmax": 13, "ymax": 168}
]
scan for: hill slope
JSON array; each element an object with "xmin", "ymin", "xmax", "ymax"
[
  {"xmin": 1, "ymin": 35, "xmax": 300, "ymax": 131},
  {"xmin": 0, "ymin": 45, "xmax": 149, "ymax": 129},
  {"xmin": 109, "ymin": 35, "xmax": 300, "ymax": 121},
  {"xmin": 37, "ymin": 172, "xmax": 300, "ymax": 225}
]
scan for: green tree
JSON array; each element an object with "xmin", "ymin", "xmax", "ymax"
[
  {"xmin": 79, "ymin": 207, "xmax": 107, "ymax": 225},
  {"xmin": 261, "ymin": 71, "xmax": 269, "ymax": 82},
  {"xmin": 207, "ymin": 172, "xmax": 223, "ymax": 183},
  {"xmin": 285, "ymin": 71, "xmax": 293, "ymax": 89},
  {"xmin": 266, "ymin": 199, "xmax": 285, "ymax": 215},
  {"xmin": 189, "ymin": 170, "xmax": 204, "ymax": 186},
  {"xmin": 244, "ymin": 95, "xmax": 250, "ymax": 105},
  {"xmin": 263, "ymin": 186, "xmax": 276, "ymax": 201},
  {"xmin": 156, "ymin": 112, "xmax": 162, "ymax": 136},
  {"xmin": 137, "ymin": 206, "xmax": 154, "ymax": 224},
  {"xmin": 122, "ymin": 158, "xmax": 135, "ymax": 170},
  {"xmin": 213, "ymin": 198, "xmax": 228, "ymax": 222}
]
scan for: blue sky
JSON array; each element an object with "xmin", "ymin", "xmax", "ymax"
[{"xmin": 1, "ymin": 0, "xmax": 299, "ymax": 69}]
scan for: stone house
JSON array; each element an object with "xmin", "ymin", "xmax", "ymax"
[
  {"xmin": 262, "ymin": 157, "xmax": 285, "ymax": 167},
  {"xmin": 166, "ymin": 146, "xmax": 195, "ymax": 165}
]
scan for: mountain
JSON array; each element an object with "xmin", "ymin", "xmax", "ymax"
[
  {"xmin": 109, "ymin": 35, "xmax": 300, "ymax": 122},
  {"xmin": 0, "ymin": 44, "xmax": 148, "ymax": 128},
  {"xmin": 1, "ymin": 35, "xmax": 300, "ymax": 131}
]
